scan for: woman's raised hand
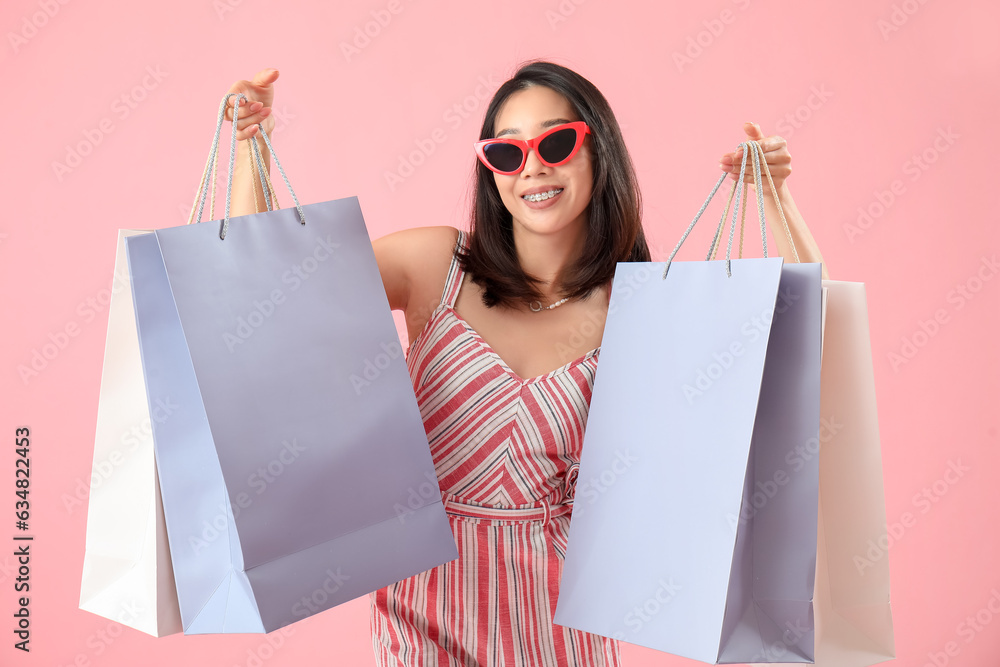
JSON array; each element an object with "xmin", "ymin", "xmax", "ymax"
[
  {"xmin": 218, "ymin": 68, "xmax": 280, "ymax": 219},
  {"xmin": 716, "ymin": 121, "xmax": 829, "ymax": 275},
  {"xmin": 224, "ymin": 68, "xmax": 279, "ymax": 141},
  {"xmin": 718, "ymin": 122, "xmax": 792, "ymax": 191}
]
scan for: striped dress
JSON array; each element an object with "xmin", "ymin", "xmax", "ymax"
[{"xmin": 370, "ymin": 229, "xmax": 621, "ymax": 666}]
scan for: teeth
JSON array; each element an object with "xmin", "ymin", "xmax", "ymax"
[{"xmin": 523, "ymin": 188, "xmax": 563, "ymax": 202}]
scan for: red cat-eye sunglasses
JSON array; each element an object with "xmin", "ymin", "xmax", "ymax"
[{"xmin": 474, "ymin": 121, "xmax": 591, "ymax": 175}]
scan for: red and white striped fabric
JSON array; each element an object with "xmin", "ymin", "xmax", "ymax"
[{"xmin": 370, "ymin": 229, "xmax": 621, "ymax": 666}]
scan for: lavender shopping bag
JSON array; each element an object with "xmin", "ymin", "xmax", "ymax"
[
  {"xmin": 555, "ymin": 141, "xmax": 822, "ymax": 664},
  {"xmin": 126, "ymin": 94, "xmax": 457, "ymax": 634}
]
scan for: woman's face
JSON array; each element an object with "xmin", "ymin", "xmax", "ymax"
[{"xmin": 490, "ymin": 85, "xmax": 594, "ymax": 239}]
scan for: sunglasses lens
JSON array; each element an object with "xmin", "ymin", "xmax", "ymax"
[
  {"xmin": 538, "ymin": 127, "xmax": 578, "ymax": 164},
  {"xmin": 482, "ymin": 143, "xmax": 524, "ymax": 173}
]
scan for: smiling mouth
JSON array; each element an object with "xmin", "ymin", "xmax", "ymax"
[{"xmin": 522, "ymin": 188, "xmax": 564, "ymax": 202}]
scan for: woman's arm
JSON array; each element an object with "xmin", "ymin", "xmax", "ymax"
[
  {"xmin": 761, "ymin": 182, "xmax": 829, "ymax": 280},
  {"xmin": 227, "ymin": 132, "xmax": 272, "ymax": 219},
  {"xmin": 720, "ymin": 122, "xmax": 830, "ymax": 280},
  {"xmin": 373, "ymin": 226, "xmax": 460, "ymax": 310},
  {"xmin": 373, "ymin": 226, "xmax": 460, "ymax": 344},
  {"xmin": 220, "ymin": 69, "xmax": 278, "ymax": 218},
  {"xmin": 372, "ymin": 230, "xmax": 416, "ymax": 312}
]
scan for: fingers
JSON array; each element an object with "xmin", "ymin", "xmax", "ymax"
[
  {"xmin": 722, "ymin": 168, "xmax": 791, "ymax": 186},
  {"xmin": 224, "ymin": 83, "xmax": 255, "ymax": 101},
  {"xmin": 740, "ymin": 148, "xmax": 791, "ymax": 166},
  {"xmin": 224, "ymin": 70, "xmax": 278, "ymax": 107},
  {"xmin": 225, "ymin": 107, "xmax": 271, "ymax": 126},
  {"xmin": 733, "ymin": 136, "xmax": 786, "ymax": 155},
  {"xmin": 234, "ymin": 119, "xmax": 274, "ymax": 141},
  {"xmin": 720, "ymin": 150, "xmax": 771, "ymax": 167},
  {"xmin": 225, "ymin": 92, "xmax": 262, "ymax": 111},
  {"xmin": 752, "ymin": 134, "xmax": 787, "ymax": 153},
  {"xmin": 720, "ymin": 139, "xmax": 790, "ymax": 165},
  {"xmin": 720, "ymin": 160, "xmax": 791, "ymax": 182},
  {"xmin": 234, "ymin": 124, "xmax": 263, "ymax": 142},
  {"xmin": 222, "ymin": 69, "xmax": 278, "ymax": 127},
  {"xmin": 251, "ymin": 67, "xmax": 279, "ymax": 86},
  {"xmin": 743, "ymin": 121, "xmax": 765, "ymax": 140},
  {"xmin": 720, "ymin": 127, "xmax": 786, "ymax": 155},
  {"xmin": 720, "ymin": 158, "xmax": 791, "ymax": 174},
  {"xmin": 717, "ymin": 125, "xmax": 792, "ymax": 186},
  {"xmin": 223, "ymin": 102, "xmax": 271, "ymax": 125}
]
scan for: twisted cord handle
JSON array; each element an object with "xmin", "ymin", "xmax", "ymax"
[
  {"xmin": 187, "ymin": 92, "xmax": 306, "ymax": 239},
  {"xmin": 661, "ymin": 140, "xmax": 765, "ymax": 278}
]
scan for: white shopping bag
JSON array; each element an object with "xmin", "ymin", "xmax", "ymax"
[{"xmin": 79, "ymin": 229, "xmax": 182, "ymax": 637}]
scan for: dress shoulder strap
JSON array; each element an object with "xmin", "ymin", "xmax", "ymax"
[{"xmin": 439, "ymin": 229, "xmax": 467, "ymax": 308}]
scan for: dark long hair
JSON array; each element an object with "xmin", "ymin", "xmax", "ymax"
[{"xmin": 457, "ymin": 60, "xmax": 649, "ymax": 310}]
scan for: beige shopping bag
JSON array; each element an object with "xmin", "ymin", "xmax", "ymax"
[
  {"xmin": 755, "ymin": 280, "xmax": 895, "ymax": 666},
  {"xmin": 79, "ymin": 229, "xmax": 182, "ymax": 637}
]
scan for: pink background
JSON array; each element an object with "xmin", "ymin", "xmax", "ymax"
[{"xmin": 2, "ymin": 0, "xmax": 998, "ymax": 665}]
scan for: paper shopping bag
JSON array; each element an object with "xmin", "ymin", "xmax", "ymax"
[
  {"xmin": 554, "ymin": 260, "xmax": 822, "ymax": 664},
  {"xmin": 79, "ymin": 230, "xmax": 182, "ymax": 637},
  {"xmin": 555, "ymin": 139, "xmax": 822, "ymax": 664},
  {"xmin": 124, "ymin": 93, "xmax": 458, "ymax": 634},
  {"xmin": 753, "ymin": 281, "xmax": 895, "ymax": 667}
]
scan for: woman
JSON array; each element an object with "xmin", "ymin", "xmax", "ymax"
[{"xmin": 223, "ymin": 61, "xmax": 826, "ymax": 665}]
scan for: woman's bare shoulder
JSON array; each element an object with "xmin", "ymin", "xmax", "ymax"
[
  {"xmin": 382, "ymin": 225, "xmax": 460, "ymax": 253},
  {"xmin": 372, "ymin": 225, "xmax": 461, "ymax": 312}
]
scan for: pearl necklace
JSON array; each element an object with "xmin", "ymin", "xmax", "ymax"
[{"xmin": 529, "ymin": 297, "xmax": 571, "ymax": 312}]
